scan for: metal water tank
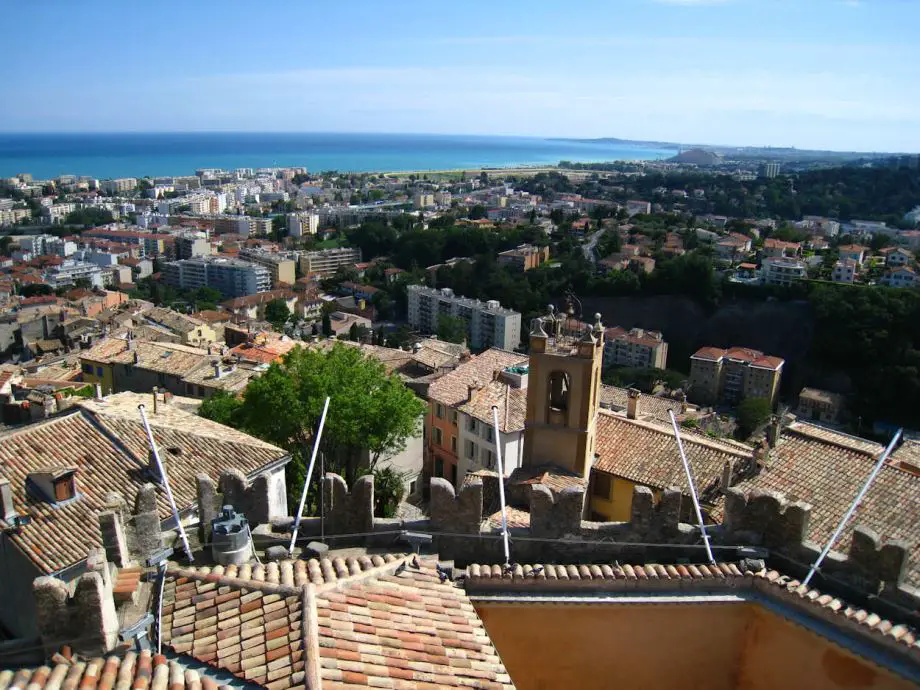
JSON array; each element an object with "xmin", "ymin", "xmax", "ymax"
[{"xmin": 211, "ymin": 505, "xmax": 253, "ymax": 565}]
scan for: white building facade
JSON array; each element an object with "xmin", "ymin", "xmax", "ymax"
[{"xmin": 407, "ymin": 285, "xmax": 521, "ymax": 351}]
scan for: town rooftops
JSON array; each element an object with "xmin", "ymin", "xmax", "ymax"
[
  {"xmin": 141, "ymin": 306, "xmax": 209, "ymax": 335},
  {"xmin": 594, "ymin": 409, "xmax": 754, "ymax": 494},
  {"xmin": 598, "ymin": 385, "xmax": 685, "ymax": 422},
  {"xmin": 221, "ymin": 289, "xmax": 296, "ymax": 311},
  {"xmin": 604, "ymin": 326, "xmax": 665, "ymax": 348},
  {"xmin": 690, "ymin": 345, "xmax": 784, "ymax": 370},
  {"xmin": 160, "ymin": 556, "xmax": 514, "ymax": 689},
  {"xmin": 0, "ymin": 392, "xmax": 287, "ymax": 574},
  {"xmin": 712, "ymin": 420, "xmax": 920, "ymax": 587},
  {"xmin": 428, "ymin": 348, "xmax": 528, "ymax": 408},
  {"xmin": 458, "ymin": 379, "xmax": 527, "ymax": 433}
]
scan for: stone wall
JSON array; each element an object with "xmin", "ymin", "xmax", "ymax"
[
  {"xmin": 195, "ymin": 470, "xmax": 274, "ymax": 545},
  {"xmin": 97, "ymin": 484, "xmax": 164, "ymax": 566},
  {"xmin": 32, "ymin": 548, "xmax": 118, "ymax": 657},
  {"xmin": 210, "ymin": 467, "xmax": 920, "ymax": 628}
]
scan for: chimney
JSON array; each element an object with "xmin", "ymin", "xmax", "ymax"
[
  {"xmin": 626, "ymin": 388, "xmax": 641, "ymax": 420},
  {"xmin": 94, "ymin": 383, "xmax": 103, "ymax": 401},
  {"xmin": 753, "ymin": 438, "xmax": 771, "ymax": 469},
  {"xmin": 467, "ymin": 384, "xmax": 479, "ymax": 402},
  {"xmin": 213, "ymin": 361, "xmax": 222, "ymax": 379},
  {"xmin": 721, "ymin": 459, "xmax": 734, "ymax": 493},
  {"xmin": 0, "ymin": 478, "xmax": 16, "ymax": 521},
  {"xmin": 766, "ymin": 415, "xmax": 781, "ymax": 448},
  {"xmin": 152, "ymin": 387, "xmax": 159, "ymax": 414},
  {"xmin": 678, "ymin": 391, "xmax": 688, "ymax": 414}
]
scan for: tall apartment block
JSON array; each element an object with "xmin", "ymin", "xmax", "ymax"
[
  {"xmin": 298, "ymin": 247, "xmax": 362, "ymax": 277},
  {"xmin": 689, "ymin": 346, "xmax": 784, "ymax": 407},
  {"xmin": 287, "ymin": 212, "xmax": 319, "ymax": 238},
  {"xmin": 100, "ymin": 178, "xmax": 137, "ymax": 194},
  {"xmin": 603, "ymin": 327, "xmax": 668, "ymax": 370},
  {"xmin": 407, "ymin": 285, "xmax": 521, "ymax": 351},
  {"xmin": 175, "ymin": 234, "xmax": 211, "ymax": 260},
  {"xmin": 238, "ymin": 248, "xmax": 297, "ymax": 286},
  {"xmin": 162, "ymin": 256, "xmax": 271, "ymax": 298}
]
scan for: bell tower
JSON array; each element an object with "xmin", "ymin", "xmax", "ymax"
[{"xmin": 522, "ymin": 307, "xmax": 605, "ymax": 478}]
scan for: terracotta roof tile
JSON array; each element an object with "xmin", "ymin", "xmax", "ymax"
[
  {"xmin": 594, "ymin": 410, "xmax": 753, "ymax": 493},
  {"xmin": 457, "ymin": 380, "xmax": 527, "ymax": 433},
  {"xmin": 711, "ymin": 421, "xmax": 920, "ymax": 588},
  {"xmin": 464, "ymin": 560, "xmax": 920, "ymax": 653},
  {"xmin": 162, "ymin": 558, "xmax": 514, "ymax": 689},
  {"xmin": 0, "ymin": 393, "xmax": 285, "ymax": 574},
  {"xmin": 428, "ymin": 349, "xmax": 527, "ymax": 409},
  {"xmin": 599, "ymin": 384, "xmax": 684, "ymax": 422},
  {"xmin": 0, "ymin": 652, "xmax": 227, "ymax": 690}
]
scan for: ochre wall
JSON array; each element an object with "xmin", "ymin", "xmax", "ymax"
[
  {"xmin": 737, "ymin": 605, "xmax": 915, "ymax": 690},
  {"xmin": 475, "ymin": 602, "xmax": 915, "ymax": 690},
  {"xmin": 476, "ymin": 602, "xmax": 747, "ymax": 690}
]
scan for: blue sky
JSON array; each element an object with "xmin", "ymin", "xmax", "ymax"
[{"xmin": 3, "ymin": 0, "xmax": 918, "ymax": 151}]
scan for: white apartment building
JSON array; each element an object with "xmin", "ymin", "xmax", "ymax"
[
  {"xmin": 434, "ymin": 191, "xmax": 452, "ymax": 206},
  {"xmin": 287, "ymin": 212, "xmax": 319, "ymax": 238},
  {"xmin": 407, "ymin": 285, "xmax": 521, "ymax": 351},
  {"xmin": 162, "ymin": 256, "xmax": 271, "ymax": 297},
  {"xmin": 43, "ymin": 260, "xmax": 105, "ymax": 289},
  {"xmin": 881, "ymin": 267, "xmax": 920, "ymax": 289},
  {"xmin": 41, "ymin": 203, "xmax": 77, "ymax": 224},
  {"xmin": 298, "ymin": 247, "xmax": 362, "ymax": 276},
  {"xmin": 761, "ymin": 256, "xmax": 807, "ymax": 287},
  {"xmin": 0, "ymin": 208, "xmax": 31, "ymax": 226},
  {"xmin": 831, "ymin": 259, "xmax": 858, "ymax": 284}
]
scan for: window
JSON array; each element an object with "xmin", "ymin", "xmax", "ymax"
[
  {"xmin": 198, "ymin": 386, "xmax": 205, "ymax": 397},
  {"xmin": 592, "ymin": 473, "xmax": 612, "ymax": 499},
  {"xmin": 482, "ymin": 448, "xmax": 493, "ymax": 469},
  {"xmin": 435, "ymin": 403, "xmax": 444, "ymax": 419},
  {"xmin": 434, "ymin": 427, "xmax": 443, "ymax": 446},
  {"xmin": 450, "ymin": 409, "xmax": 458, "ymax": 425},
  {"xmin": 486, "ymin": 426, "xmax": 494, "ymax": 442},
  {"xmin": 548, "ymin": 371, "xmax": 571, "ymax": 413},
  {"xmin": 468, "ymin": 418, "xmax": 478, "ymax": 433},
  {"xmin": 434, "ymin": 456, "xmax": 444, "ymax": 478},
  {"xmin": 451, "ymin": 436, "xmax": 457, "ymax": 453},
  {"xmin": 451, "ymin": 465, "xmax": 457, "ymax": 485},
  {"xmin": 54, "ymin": 477, "xmax": 76, "ymax": 501},
  {"xmin": 96, "ymin": 366, "xmax": 103, "ymax": 376},
  {"xmin": 82, "ymin": 363, "xmax": 93, "ymax": 374},
  {"xmin": 465, "ymin": 440, "xmax": 476, "ymax": 459}
]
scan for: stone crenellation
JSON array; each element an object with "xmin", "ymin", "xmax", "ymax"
[
  {"xmin": 98, "ymin": 484, "xmax": 164, "ymax": 566},
  {"xmin": 196, "ymin": 470, "xmax": 273, "ymax": 544},
  {"xmin": 157, "ymin": 466, "xmax": 920, "ymax": 627},
  {"xmin": 32, "ymin": 548, "xmax": 119, "ymax": 657}
]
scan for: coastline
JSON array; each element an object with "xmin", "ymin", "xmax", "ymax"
[{"xmin": 0, "ymin": 132, "xmax": 676, "ymax": 180}]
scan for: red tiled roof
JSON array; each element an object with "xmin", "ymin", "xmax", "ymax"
[
  {"xmin": 464, "ymin": 561, "xmax": 920, "ymax": 652},
  {"xmin": 594, "ymin": 410, "xmax": 753, "ymax": 492},
  {"xmin": 162, "ymin": 556, "xmax": 515, "ymax": 689},
  {"xmin": 428, "ymin": 349, "xmax": 527, "ymax": 409},
  {"xmin": 0, "ymin": 394, "xmax": 285, "ymax": 574}
]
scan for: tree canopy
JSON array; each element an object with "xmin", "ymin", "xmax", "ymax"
[
  {"xmin": 200, "ymin": 344, "xmax": 426, "ymax": 506},
  {"xmin": 265, "ymin": 298, "xmax": 291, "ymax": 331},
  {"xmin": 437, "ymin": 315, "xmax": 467, "ymax": 344},
  {"xmin": 736, "ymin": 397, "xmax": 773, "ymax": 439}
]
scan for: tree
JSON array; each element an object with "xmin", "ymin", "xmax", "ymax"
[
  {"xmin": 198, "ymin": 390, "xmax": 243, "ymax": 427},
  {"xmin": 736, "ymin": 397, "xmax": 773, "ymax": 439},
  {"xmin": 265, "ymin": 298, "xmax": 292, "ymax": 331},
  {"xmin": 437, "ymin": 315, "xmax": 467, "ymax": 344},
  {"xmin": 63, "ymin": 207, "xmax": 115, "ymax": 227},
  {"xmin": 73, "ymin": 277, "xmax": 93, "ymax": 290},
  {"xmin": 371, "ymin": 466, "xmax": 407, "ymax": 518},
  {"xmin": 234, "ymin": 344, "xmax": 426, "ymax": 500},
  {"xmin": 468, "ymin": 205, "xmax": 487, "ymax": 220},
  {"xmin": 321, "ymin": 310, "xmax": 333, "ymax": 337},
  {"xmin": 348, "ymin": 322, "xmax": 360, "ymax": 341}
]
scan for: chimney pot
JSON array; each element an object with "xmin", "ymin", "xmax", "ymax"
[
  {"xmin": 94, "ymin": 383, "xmax": 103, "ymax": 401},
  {"xmin": 626, "ymin": 387, "xmax": 641, "ymax": 420},
  {"xmin": 0, "ymin": 478, "xmax": 16, "ymax": 521},
  {"xmin": 766, "ymin": 415, "xmax": 780, "ymax": 448}
]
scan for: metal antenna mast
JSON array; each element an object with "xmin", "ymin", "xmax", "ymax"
[
  {"xmin": 668, "ymin": 410, "xmax": 715, "ymax": 565},
  {"xmin": 289, "ymin": 396, "xmax": 331, "ymax": 554},
  {"xmin": 491, "ymin": 405, "xmax": 511, "ymax": 567},
  {"xmin": 138, "ymin": 403, "xmax": 193, "ymax": 562},
  {"xmin": 802, "ymin": 428, "xmax": 902, "ymax": 587}
]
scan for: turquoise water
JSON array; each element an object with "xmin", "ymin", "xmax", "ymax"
[{"xmin": 0, "ymin": 132, "xmax": 676, "ymax": 180}]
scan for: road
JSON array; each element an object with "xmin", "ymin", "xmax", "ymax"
[{"xmin": 582, "ymin": 224, "xmax": 607, "ymax": 263}]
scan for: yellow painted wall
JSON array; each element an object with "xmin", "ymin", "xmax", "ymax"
[
  {"xmin": 589, "ymin": 475, "xmax": 637, "ymax": 522},
  {"xmin": 79, "ymin": 358, "xmax": 115, "ymax": 395},
  {"xmin": 475, "ymin": 601, "xmax": 915, "ymax": 690}
]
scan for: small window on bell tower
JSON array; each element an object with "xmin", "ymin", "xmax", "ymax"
[{"xmin": 548, "ymin": 371, "xmax": 570, "ymax": 414}]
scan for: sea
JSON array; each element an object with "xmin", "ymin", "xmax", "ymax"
[{"xmin": 0, "ymin": 132, "xmax": 677, "ymax": 180}]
